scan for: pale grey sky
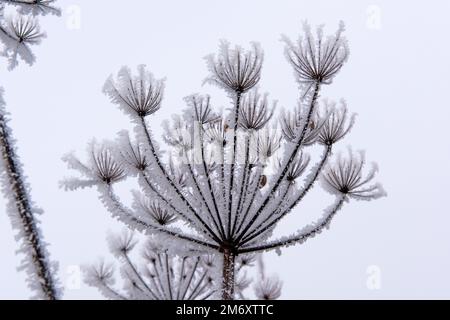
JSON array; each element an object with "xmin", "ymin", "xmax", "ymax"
[{"xmin": 1, "ymin": 0, "xmax": 450, "ymax": 299}]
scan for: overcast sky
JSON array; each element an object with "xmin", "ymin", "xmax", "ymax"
[{"xmin": 1, "ymin": 0, "xmax": 450, "ymax": 299}]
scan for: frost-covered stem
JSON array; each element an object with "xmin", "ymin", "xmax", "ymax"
[
  {"xmin": 238, "ymin": 195, "xmax": 346, "ymax": 254},
  {"xmin": 235, "ymin": 82, "xmax": 321, "ymax": 244},
  {"xmin": 231, "ymin": 132, "xmax": 251, "ymax": 236},
  {"xmin": 153, "ymin": 256, "xmax": 169, "ymax": 299},
  {"xmin": 122, "ymin": 252, "xmax": 158, "ymax": 299},
  {"xmin": 164, "ymin": 253, "xmax": 173, "ymax": 299},
  {"xmin": 187, "ymin": 269, "xmax": 208, "ymax": 300},
  {"xmin": 139, "ymin": 116, "xmax": 221, "ymax": 242},
  {"xmin": 234, "ymin": 163, "xmax": 263, "ymax": 237},
  {"xmin": 182, "ymin": 152, "xmax": 224, "ymax": 240},
  {"xmin": 101, "ymin": 185, "xmax": 220, "ymax": 250},
  {"xmin": 219, "ymin": 143, "xmax": 226, "ymax": 199},
  {"xmin": 175, "ymin": 257, "xmax": 186, "ymax": 299},
  {"xmin": 199, "ymin": 125, "xmax": 226, "ymax": 239},
  {"xmin": 241, "ymin": 145, "xmax": 332, "ymax": 246},
  {"xmin": 222, "ymin": 248, "xmax": 236, "ymax": 300},
  {"xmin": 0, "ymin": 112, "xmax": 58, "ymax": 300},
  {"xmin": 227, "ymin": 91, "xmax": 242, "ymax": 239}
]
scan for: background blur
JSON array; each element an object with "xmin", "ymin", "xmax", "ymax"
[{"xmin": 1, "ymin": 0, "xmax": 450, "ymax": 299}]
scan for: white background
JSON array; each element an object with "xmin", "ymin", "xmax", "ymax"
[{"xmin": 1, "ymin": 0, "xmax": 450, "ymax": 299}]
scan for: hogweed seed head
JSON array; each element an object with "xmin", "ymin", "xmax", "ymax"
[
  {"xmin": 284, "ymin": 21, "xmax": 349, "ymax": 86},
  {"xmin": 92, "ymin": 147, "xmax": 126, "ymax": 184},
  {"xmin": 104, "ymin": 65, "xmax": 164, "ymax": 118},
  {"xmin": 184, "ymin": 94, "xmax": 221, "ymax": 125},
  {"xmin": 205, "ymin": 41, "xmax": 263, "ymax": 94},
  {"xmin": 239, "ymin": 91, "xmax": 275, "ymax": 131},
  {"xmin": 318, "ymin": 100, "xmax": 356, "ymax": 146},
  {"xmin": 10, "ymin": 16, "xmax": 43, "ymax": 44},
  {"xmin": 108, "ymin": 231, "xmax": 137, "ymax": 256}
]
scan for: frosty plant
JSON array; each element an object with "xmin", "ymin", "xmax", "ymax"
[
  {"xmin": 62, "ymin": 22, "xmax": 386, "ymax": 300},
  {"xmin": 0, "ymin": 0, "xmax": 60, "ymax": 299},
  {"xmin": 84, "ymin": 231, "xmax": 279, "ymax": 300}
]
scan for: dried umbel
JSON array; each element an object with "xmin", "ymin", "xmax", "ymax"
[
  {"xmin": 253, "ymin": 255, "xmax": 282, "ymax": 300},
  {"xmin": 321, "ymin": 149, "xmax": 386, "ymax": 200},
  {"xmin": 103, "ymin": 65, "xmax": 165, "ymax": 118},
  {"xmin": 317, "ymin": 100, "xmax": 355, "ymax": 146},
  {"xmin": 284, "ymin": 21, "xmax": 349, "ymax": 86},
  {"xmin": 239, "ymin": 92, "xmax": 274, "ymax": 131},
  {"xmin": 205, "ymin": 41, "xmax": 263, "ymax": 94},
  {"xmin": 0, "ymin": 0, "xmax": 60, "ymax": 69},
  {"xmin": 138, "ymin": 199, "xmax": 177, "ymax": 226},
  {"xmin": 64, "ymin": 22, "xmax": 385, "ymax": 300},
  {"xmin": 61, "ymin": 141, "xmax": 126, "ymax": 190}
]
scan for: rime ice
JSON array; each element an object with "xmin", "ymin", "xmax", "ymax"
[{"xmin": 63, "ymin": 22, "xmax": 385, "ymax": 300}]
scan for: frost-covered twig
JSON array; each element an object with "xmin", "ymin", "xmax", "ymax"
[
  {"xmin": 0, "ymin": 0, "xmax": 60, "ymax": 299},
  {"xmin": 63, "ymin": 22, "xmax": 385, "ymax": 300},
  {"xmin": 0, "ymin": 90, "xmax": 59, "ymax": 299}
]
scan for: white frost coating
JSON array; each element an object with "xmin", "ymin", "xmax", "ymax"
[
  {"xmin": 83, "ymin": 260, "xmax": 126, "ymax": 300},
  {"xmin": 103, "ymin": 65, "xmax": 165, "ymax": 119},
  {"xmin": 63, "ymin": 21, "xmax": 385, "ymax": 300},
  {"xmin": 0, "ymin": 0, "xmax": 59, "ymax": 69},
  {"xmin": 321, "ymin": 148, "xmax": 387, "ymax": 201},
  {"xmin": 204, "ymin": 40, "xmax": 263, "ymax": 94},
  {"xmin": 283, "ymin": 21, "xmax": 349, "ymax": 87}
]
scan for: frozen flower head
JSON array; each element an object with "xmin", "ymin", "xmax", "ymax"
[
  {"xmin": 183, "ymin": 94, "xmax": 221, "ymax": 125},
  {"xmin": 201, "ymin": 255, "xmax": 217, "ymax": 269},
  {"xmin": 138, "ymin": 198, "xmax": 177, "ymax": 226},
  {"xmin": 252, "ymin": 129, "xmax": 281, "ymax": 164},
  {"xmin": 107, "ymin": 231, "xmax": 137, "ymax": 257},
  {"xmin": 103, "ymin": 65, "xmax": 165, "ymax": 118},
  {"xmin": 239, "ymin": 91, "xmax": 274, "ymax": 131},
  {"xmin": 280, "ymin": 102, "xmax": 326, "ymax": 145},
  {"xmin": 115, "ymin": 131, "xmax": 149, "ymax": 172},
  {"xmin": 235, "ymin": 273, "xmax": 252, "ymax": 293},
  {"xmin": 318, "ymin": 100, "xmax": 356, "ymax": 146},
  {"xmin": 205, "ymin": 120, "xmax": 227, "ymax": 146},
  {"xmin": 284, "ymin": 21, "xmax": 349, "ymax": 86},
  {"xmin": 91, "ymin": 147, "xmax": 126, "ymax": 184},
  {"xmin": 7, "ymin": 0, "xmax": 61, "ymax": 16},
  {"xmin": 83, "ymin": 260, "xmax": 115, "ymax": 287},
  {"xmin": 237, "ymin": 254, "xmax": 257, "ymax": 268},
  {"xmin": 10, "ymin": 16, "xmax": 43, "ymax": 44},
  {"xmin": 162, "ymin": 115, "xmax": 193, "ymax": 154},
  {"xmin": 254, "ymin": 276, "xmax": 282, "ymax": 300},
  {"xmin": 285, "ymin": 152, "xmax": 310, "ymax": 183},
  {"xmin": 61, "ymin": 141, "xmax": 126, "ymax": 190},
  {"xmin": 321, "ymin": 149, "xmax": 386, "ymax": 200},
  {"xmin": 205, "ymin": 41, "xmax": 263, "ymax": 94},
  {"xmin": 0, "ymin": 15, "xmax": 44, "ymax": 69}
]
